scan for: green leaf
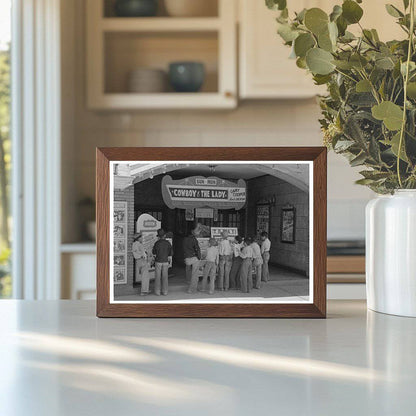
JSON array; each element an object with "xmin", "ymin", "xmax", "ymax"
[
  {"xmin": 372, "ymin": 101, "xmax": 404, "ymax": 130},
  {"xmin": 375, "ymin": 57, "xmax": 395, "ymax": 70},
  {"xmin": 407, "ymin": 82, "xmax": 416, "ymax": 99},
  {"xmin": 385, "ymin": 4, "xmax": 404, "ymax": 18},
  {"xmin": 266, "ymin": 0, "xmax": 287, "ymax": 11},
  {"xmin": 296, "ymin": 57, "xmax": 307, "ymax": 69},
  {"xmin": 313, "ymin": 74, "xmax": 332, "ymax": 85},
  {"xmin": 318, "ymin": 31, "xmax": 334, "ymax": 52},
  {"xmin": 382, "ymin": 132, "xmax": 409, "ymax": 162},
  {"xmin": 306, "ymin": 48, "xmax": 335, "ymax": 75},
  {"xmin": 304, "ymin": 8, "xmax": 329, "ymax": 35},
  {"xmin": 403, "ymin": 0, "xmax": 410, "ymax": 9},
  {"xmin": 356, "ymin": 79, "xmax": 372, "ymax": 92},
  {"xmin": 362, "ymin": 29, "xmax": 375, "ymax": 44},
  {"xmin": 349, "ymin": 92, "xmax": 377, "ymax": 107},
  {"xmin": 359, "ymin": 170, "xmax": 391, "ymax": 180},
  {"xmin": 295, "ymin": 8, "xmax": 307, "ymax": 22},
  {"xmin": 356, "ymin": 178, "xmax": 377, "ymax": 185},
  {"xmin": 333, "ymin": 59, "xmax": 353, "ymax": 70},
  {"xmin": 401, "ymin": 61, "xmax": 416, "ymax": 76},
  {"xmin": 371, "ymin": 29, "xmax": 380, "ymax": 42},
  {"xmin": 334, "ymin": 139, "xmax": 355, "ymax": 152},
  {"xmin": 342, "ymin": 0, "xmax": 364, "ymax": 24},
  {"xmin": 350, "ymin": 53, "xmax": 368, "ymax": 69},
  {"xmin": 277, "ymin": 23, "xmax": 299, "ymax": 42},
  {"xmin": 294, "ymin": 33, "xmax": 315, "ymax": 57},
  {"xmin": 336, "ymin": 15, "xmax": 348, "ymax": 36},
  {"xmin": 328, "ymin": 21, "xmax": 338, "ymax": 45},
  {"xmin": 340, "ymin": 31, "xmax": 356, "ymax": 42},
  {"xmin": 350, "ymin": 152, "xmax": 368, "ymax": 167},
  {"xmin": 369, "ymin": 136, "xmax": 381, "ymax": 162},
  {"xmin": 317, "ymin": 23, "xmax": 338, "ymax": 52},
  {"xmin": 330, "ymin": 5, "xmax": 343, "ymax": 22}
]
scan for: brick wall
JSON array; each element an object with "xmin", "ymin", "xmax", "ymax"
[
  {"xmin": 114, "ymin": 185, "xmax": 136, "ymax": 297},
  {"xmin": 247, "ymin": 176, "xmax": 309, "ymax": 275}
]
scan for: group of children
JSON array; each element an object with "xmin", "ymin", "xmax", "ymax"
[
  {"xmin": 132, "ymin": 228, "xmax": 271, "ymax": 297},
  {"xmin": 201, "ymin": 231, "xmax": 271, "ymax": 295}
]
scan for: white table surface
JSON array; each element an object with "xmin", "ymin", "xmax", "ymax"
[{"xmin": 0, "ymin": 300, "xmax": 415, "ymax": 416}]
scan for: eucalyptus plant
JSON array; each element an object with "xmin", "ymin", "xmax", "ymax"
[{"xmin": 266, "ymin": 0, "xmax": 416, "ymax": 193}]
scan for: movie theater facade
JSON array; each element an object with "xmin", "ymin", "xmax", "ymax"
[{"xmin": 111, "ymin": 162, "xmax": 311, "ymax": 298}]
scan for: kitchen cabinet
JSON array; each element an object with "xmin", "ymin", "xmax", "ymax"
[
  {"xmin": 239, "ymin": 0, "xmax": 324, "ymax": 99},
  {"xmin": 61, "ymin": 244, "xmax": 96, "ymax": 300},
  {"xmin": 238, "ymin": 0, "xmax": 404, "ymax": 99},
  {"xmin": 86, "ymin": 0, "xmax": 237, "ymax": 109}
]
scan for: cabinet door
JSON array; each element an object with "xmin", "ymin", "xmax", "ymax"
[
  {"xmin": 239, "ymin": 0, "xmax": 321, "ymax": 99},
  {"xmin": 239, "ymin": 0, "xmax": 405, "ymax": 99}
]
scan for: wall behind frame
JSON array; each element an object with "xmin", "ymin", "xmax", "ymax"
[{"xmin": 60, "ymin": 0, "xmax": 375, "ymax": 243}]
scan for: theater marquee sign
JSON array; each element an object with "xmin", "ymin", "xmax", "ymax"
[{"xmin": 161, "ymin": 175, "xmax": 246, "ymax": 210}]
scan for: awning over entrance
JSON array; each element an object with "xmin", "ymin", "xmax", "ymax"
[{"xmin": 114, "ymin": 163, "xmax": 309, "ymax": 192}]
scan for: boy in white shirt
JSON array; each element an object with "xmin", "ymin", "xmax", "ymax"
[
  {"xmin": 240, "ymin": 237, "xmax": 254, "ymax": 293},
  {"xmin": 201, "ymin": 238, "xmax": 219, "ymax": 294},
  {"xmin": 251, "ymin": 238, "xmax": 263, "ymax": 289},
  {"xmin": 260, "ymin": 231, "xmax": 271, "ymax": 282},
  {"xmin": 132, "ymin": 233, "xmax": 149, "ymax": 296},
  {"xmin": 218, "ymin": 230, "xmax": 232, "ymax": 291}
]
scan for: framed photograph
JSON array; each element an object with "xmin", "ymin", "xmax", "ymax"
[
  {"xmin": 281, "ymin": 207, "xmax": 296, "ymax": 244},
  {"xmin": 96, "ymin": 147, "xmax": 327, "ymax": 318}
]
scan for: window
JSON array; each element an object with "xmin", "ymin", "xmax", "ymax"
[{"xmin": 0, "ymin": 0, "xmax": 11, "ymax": 298}]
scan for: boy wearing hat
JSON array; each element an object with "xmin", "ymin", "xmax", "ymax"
[
  {"xmin": 132, "ymin": 233, "xmax": 149, "ymax": 296},
  {"xmin": 218, "ymin": 230, "xmax": 232, "ymax": 291},
  {"xmin": 152, "ymin": 229, "xmax": 173, "ymax": 296},
  {"xmin": 183, "ymin": 227, "xmax": 201, "ymax": 294},
  {"xmin": 260, "ymin": 231, "xmax": 271, "ymax": 282},
  {"xmin": 201, "ymin": 238, "xmax": 219, "ymax": 295}
]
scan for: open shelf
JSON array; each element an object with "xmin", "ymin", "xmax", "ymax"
[
  {"xmin": 86, "ymin": 0, "xmax": 236, "ymax": 109},
  {"xmin": 101, "ymin": 17, "xmax": 221, "ymax": 32},
  {"xmin": 104, "ymin": 31, "xmax": 219, "ymax": 94},
  {"xmin": 91, "ymin": 93, "xmax": 235, "ymax": 109},
  {"xmin": 103, "ymin": 0, "xmax": 219, "ymax": 18}
]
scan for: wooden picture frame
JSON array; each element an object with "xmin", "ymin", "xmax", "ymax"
[{"xmin": 96, "ymin": 147, "xmax": 327, "ymax": 318}]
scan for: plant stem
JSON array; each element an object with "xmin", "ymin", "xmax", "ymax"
[
  {"xmin": 334, "ymin": 68, "xmax": 357, "ymax": 83},
  {"xmin": 397, "ymin": 0, "xmax": 415, "ymax": 188}
]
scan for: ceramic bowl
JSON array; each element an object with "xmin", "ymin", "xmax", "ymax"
[
  {"xmin": 114, "ymin": 0, "xmax": 158, "ymax": 17},
  {"xmin": 127, "ymin": 68, "xmax": 167, "ymax": 93},
  {"xmin": 168, "ymin": 62, "xmax": 205, "ymax": 93}
]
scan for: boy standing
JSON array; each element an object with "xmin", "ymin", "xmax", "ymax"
[
  {"xmin": 152, "ymin": 229, "xmax": 173, "ymax": 296},
  {"xmin": 183, "ymin": 227, "xmax": 201, "ymax": 293},
  {"xmin": 240, "ymin": 237, "xmax": 254, "ymax": 293},
  {"xmin": 218, "ymin": 230, "xmax": 232, "ymax": 291},
  {"xmin": 229, "ymin": 235, "xmax": 243, "ymax": 289},
  {"xmin": 260, "ymin": 231, "xmax": 271, "ymax": 282},
  {"xmin": 251, "ymin": 238, "xmax": 263, "ymax": 289},
  {"xmin": 201, "ymin": 238, "xmax": 219, "ymax": 294},
  {"xmin": 132, "ymin": 233, "xmax": 149, "ymax": 296}
]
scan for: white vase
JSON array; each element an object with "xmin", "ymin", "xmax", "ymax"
[{"xmin": 366, "ymin": 190, "xmax": 416, "ymax": 317}]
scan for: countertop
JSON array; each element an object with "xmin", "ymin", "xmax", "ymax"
[{"xmin": 0, "ymin": 300, "xmax": 415, "ymax": 416}]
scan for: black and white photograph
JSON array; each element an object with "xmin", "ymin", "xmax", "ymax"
[{"xmin": 110, "ymin": 161, "xmax": 313, "ymax": 303}]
